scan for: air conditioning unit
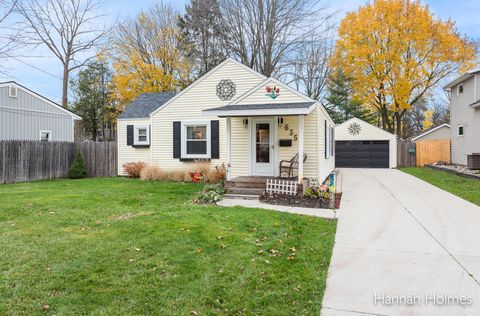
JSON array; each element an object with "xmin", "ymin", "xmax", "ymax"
[{"xmin": 9, "ymin": 85, "xmax": 17, "ymax": 98}]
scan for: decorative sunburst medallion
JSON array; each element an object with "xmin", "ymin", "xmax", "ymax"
[
  {"xmin": 216, "ymin": 79, "xmax": 236, "ymax": 101},
  {"xmin": 348, "ymin": 122, "xmax": 361, "ymax": 135}
]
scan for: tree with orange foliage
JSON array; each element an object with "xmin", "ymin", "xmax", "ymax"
[
  {"xmin": 331, "ymin": 0, "xmax": 477, "ymax": 137},
  {"xmin": 109, "ymin": 2, "xmax": 193, "ymax": 113}
]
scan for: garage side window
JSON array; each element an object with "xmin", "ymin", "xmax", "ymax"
[{"xmin": 40, "ymin": 130, "xmax": 51, "ymax": 142}]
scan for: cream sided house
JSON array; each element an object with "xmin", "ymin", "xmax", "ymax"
[{"xmin": 117, "ymin": 58, "xmax": 335, "ymax": 186}]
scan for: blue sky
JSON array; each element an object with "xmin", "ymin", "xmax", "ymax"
[{"xmin": 1, "ymin": 0, "xmax": 479, "ymax": 104}]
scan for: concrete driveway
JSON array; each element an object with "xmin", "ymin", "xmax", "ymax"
[{"xmin": 321, "ymin": 168, "xmax": 480, "ymax": 316}]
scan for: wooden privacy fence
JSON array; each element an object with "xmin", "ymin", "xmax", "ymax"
[
  {"xmin": 397, "ymin": 140, "xmax": 416, "ymax": 167},
  {"xmin": 0, "ymin": 140, "xmax": 117, "ymax": 184},
  {"xmin": 416, "ymin": 139, "xmax": 451, "ymax": 166}
]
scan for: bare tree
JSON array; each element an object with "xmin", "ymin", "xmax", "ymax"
[
  {"xmin": 0, "ymin": 0, "xmax": 21, "ymax": 68},
  {"xmin": 290, "ymin": 37, "xmax": 333, "ymax": 100},
  {"xmin": 16, "ymin": 0, "xmax": 108, "ymax": 108},
  {"xmin": 218, "ymin": 0, "xmax": 335, "ymax": 77},
  {"xmin": 178, "ymin": 0, "xmax": 227, "ymax": 77}
]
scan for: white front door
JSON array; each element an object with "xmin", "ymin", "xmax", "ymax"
[{"xmin": 250, "ymin": 118, "xmax": 275, "ymax": 176}]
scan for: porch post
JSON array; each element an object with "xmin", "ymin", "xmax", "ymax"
[
  {"xmin": 226, "ymin": 117, "xmax": 232, "ymax": 180},
  {"xmin": 298, "ymin": 114, "xmax": 304, "ymax": 184}
]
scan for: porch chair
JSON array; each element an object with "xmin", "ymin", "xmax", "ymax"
[{"xmin": 279, "ymin": 153, "xmax": 307, "ymax": 178}]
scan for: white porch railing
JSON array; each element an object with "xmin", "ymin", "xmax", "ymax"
[{"xmin": 266, "ymin": 178, "xmax": 298, "ymax": 195}]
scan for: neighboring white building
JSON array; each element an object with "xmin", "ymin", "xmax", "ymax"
[
  {"xmin": 0, "ymin": 81, "xmax": 81, "ymax": 142},
  {"xmin": 444, "ymin": 69, "xmax": 480, "ymax": 165},
  {"xmin": 117, "ymin": 58, "xmax": 336, "ymax": 183},
  {"xmin": 411, "ymin": 123, "xmax": 451, "ymax": 142},
  {"xmin": 335, "ymin": 117, "xmax": 397, "ymax": 169}
]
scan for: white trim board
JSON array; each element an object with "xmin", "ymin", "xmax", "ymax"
[{"xmin": 202, "ymin": 105, "xmax": 315, "ymax": 117}]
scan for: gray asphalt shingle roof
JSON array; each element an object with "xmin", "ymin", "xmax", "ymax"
[
  {"xmin": 119, "ymin": 92, "xmax": 176, "ymax": 119},
  {"xmin": 203, "ymin": 101, "xmax": 315, "ymax": 112}
]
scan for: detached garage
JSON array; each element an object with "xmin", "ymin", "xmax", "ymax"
[{"xmin": 335, "ymin": 117, "xmax": 397, "ymax": 168}]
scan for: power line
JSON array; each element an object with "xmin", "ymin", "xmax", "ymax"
[
  {"xmin": 5, "ymin": 54, "xmax": 63, "ymax": 81},
  {"xmin": 0, "ymin": 69, "xmax": 20, "ymax": 81}
]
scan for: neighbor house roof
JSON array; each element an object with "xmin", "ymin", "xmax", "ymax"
[
  {"xmin": 411, "ymin": 123, "xmax": 450, "ymax": 142},
  {"xmin": 468, "ymin": 100, "xmax": 480, "ymax": 108},
  {"xmin": 0, "ymin": 81, "xmax": 82, "ymax": 120},
  {"xmin": 443, "ymin": 69, "xmax": 480, "ymax": 90},
  {"xmin": 119, "ymin": 92, "xmax": 177, "ymax": 119},
  {"xmin": 202, "ymin": 102, "xmax": 316, "ymax": 117}
]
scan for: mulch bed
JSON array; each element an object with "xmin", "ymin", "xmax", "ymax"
[{"xmin": 260, "ymin": 193, "xmax": 336, "ymax": 209}]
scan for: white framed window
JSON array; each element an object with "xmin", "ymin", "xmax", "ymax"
[
  {"xmin": 9, "ymin": 86, "xmax": 17, "ymax": 98},
  {"xmin": 134, "ymin": 125, "xmax": 150, "ymax": 145},
  {"xmin": 457, "ymin": 125, "xmax": 464, "ymax": 136},
  {"xmin": 40, "ymin": 130, "xmax": 51, "ymax": 142},
  {"xmin": 457, "ymin": 83, "xmax": 464, "ymax": 95},
  {"xmin": 181, "ymin": 121, "xmax": 211, "ymax": 159}
]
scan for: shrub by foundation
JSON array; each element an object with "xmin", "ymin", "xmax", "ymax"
[{"xmin": 122, "ymin": 162, "xmax": 146, "ymax": 178}]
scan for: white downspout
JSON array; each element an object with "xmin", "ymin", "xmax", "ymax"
[
  {"xmin": 226, "ymin": 117, "xmax": 232, "ymax": 180},
  {"xmin": 298, "ymin": 114, "xmax": 304, "ymax": 184}
]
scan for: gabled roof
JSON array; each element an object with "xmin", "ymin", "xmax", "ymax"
[
  {"xmin": 336, "ymin": 117, "xmax": 396, "ymax": 138},
  {"xmin": 203, "ymin": 102, "xmax": 316, "ymax": 117},
  {"xmin": 0, "ymin": 81, "xmax": 81, "ymax": 120},
  {"xmin": 230, "ymin": 76, "xmax": 317, "ymax": 105},
  {"xmin": 443, "ymin": 69, "xmax": 480, "ymax": 90},
  {"xmin": 119, "ymin": 92, "xmax": 177, "ymax": 119},
  {"xmin": 148, "ymin": 58, "xmax": 267, "ymax": 117},
  {"xmin": 411, "ymin": 123, "xmax": 450, "ymax": 141}
]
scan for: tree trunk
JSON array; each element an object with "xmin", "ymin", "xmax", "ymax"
[
  {"xmin": 395, "ymin": 112, "xmax": 402, "ymax": 137},
  {"xmin": 62, "ymin": 62, "xmax": 69, "ymax": 108}
]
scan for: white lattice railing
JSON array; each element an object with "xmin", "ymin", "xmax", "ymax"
[{"xmin": 266, "ymin": 179, "xmax": 298, "ymax": 196}]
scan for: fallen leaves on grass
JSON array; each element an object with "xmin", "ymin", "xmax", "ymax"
[
  {"xmin": 116, "ymin": 211, "xmax": 153, "ymax": 221},
  {"xmin": 269, "ymin": 249, "xmax": 281, "ymax": 257}
]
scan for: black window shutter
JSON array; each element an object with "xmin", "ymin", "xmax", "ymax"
[
  {"xmin": 173, "ymin": 121, "xmax": 181, "ymax": 158},
  {"xmin": 211, "ymin": 120, "xmax": 220, "ymax": 159},
  {"xmin": 127, "ymin": 125, "xmax": 134, "ymax": 146},
  {"xmin": 324, "ymin": 120, "xmax": 327, "ymax": 159}
]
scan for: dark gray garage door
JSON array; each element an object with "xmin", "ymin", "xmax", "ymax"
[{"xmin": 335, "ymin": 140, "xmax": 389, "ymax": 168}]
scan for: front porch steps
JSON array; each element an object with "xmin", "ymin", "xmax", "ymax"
[{"xmin": 225, "ymin": 176, "xmax": 271, "ymax": 198}]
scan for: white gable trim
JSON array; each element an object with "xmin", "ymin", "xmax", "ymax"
[
  {"xmin": 336, "ymin": 117, "xmax": 395, "ymax": 138},
  {"xmin": 0, "ymin": 81, "xmax": 81, "ymax": 120},
  {"xmin": 149, "ymin": 58, "xmax": 267, "ymax": 117},
  {"xmin": 230, "ymin": 77, "xmax": 316, "ymax": 105},
  {"xmin": 411, "ymin": 123, "xmax": 451, "ymax": 141}
]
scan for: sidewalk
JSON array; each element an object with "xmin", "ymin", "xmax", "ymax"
[{"xmin": 217, "ymin": 198, "xmax": 336, "ymax": 219}]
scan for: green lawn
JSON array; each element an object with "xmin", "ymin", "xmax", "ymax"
[
  {"xmin": 401, "ymin": 167, "xmax": 480, "ymax": 206},
  {"xmin": 0, "ymin": 178, "xmax": 336, "ymax": 315}
]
